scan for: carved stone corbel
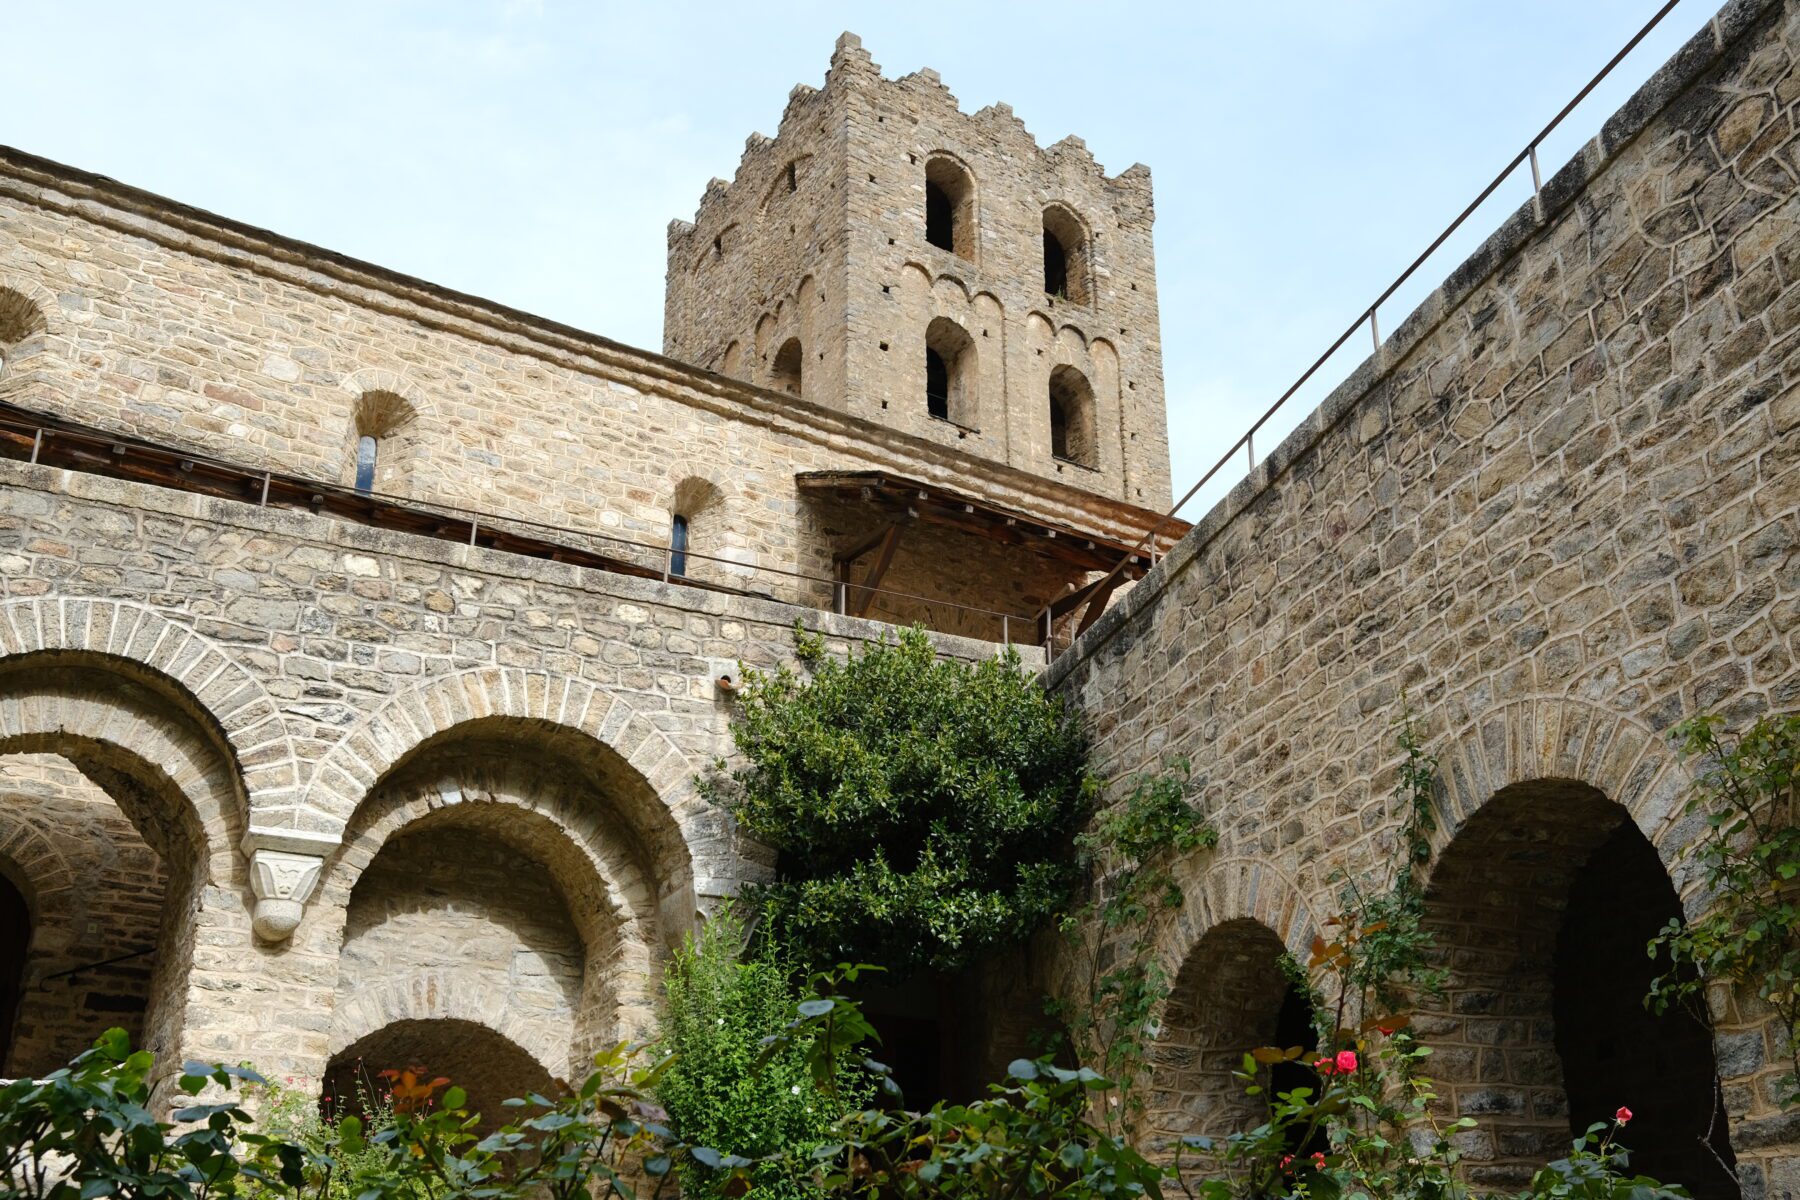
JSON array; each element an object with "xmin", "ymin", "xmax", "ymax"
[{"xmin": 242, "ymin": 827, "xmax": 337, "ymax": 942}]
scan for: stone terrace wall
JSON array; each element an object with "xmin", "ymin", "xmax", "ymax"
[
  {"xmin": 1049, "ymin": 0, "xmax": 1799, "ymax": 1192},
  {"xmin": 0, "ymin": 456, "xmax": 1035, "ymax": 1082}
]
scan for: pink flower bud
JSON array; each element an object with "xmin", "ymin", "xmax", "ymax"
[{"xmin": 1615, "ymin": 1106, "xmax": 1633, "ymax": 1124}]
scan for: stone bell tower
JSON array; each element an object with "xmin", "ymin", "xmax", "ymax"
[{"xmin": 665, "ymin": 32, "xmax": 1172, "ymax": 509}]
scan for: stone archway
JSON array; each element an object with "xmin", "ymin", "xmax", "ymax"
[
  {"xmin": 1420, "ymin": 699, "xmax": 1742, "ymax": 1196},
  {"xmin": 325, "ymin": 1018, "xmax": 559, "ymax": 1135},
  {"xmin": 0, "ymin": 647, "xmax": 248, "ymax": 1077}
]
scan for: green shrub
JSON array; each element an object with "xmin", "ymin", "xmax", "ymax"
[
  {"xmin": 656, "ymin": 905, "xmax": 863, "ymax": 1200},
  {"xmin": 707, "ymin": 625, "xmax": 1096, "ymax": 974}
]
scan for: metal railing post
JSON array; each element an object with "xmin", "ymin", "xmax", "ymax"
[{"xmin": 28, "ymin": 428, "xmax": 42, "ymax": 465}]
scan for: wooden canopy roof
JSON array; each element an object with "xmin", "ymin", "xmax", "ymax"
[{"xmin": 795, "ymin": 470, "xmax": 1186, "ymax": 578}]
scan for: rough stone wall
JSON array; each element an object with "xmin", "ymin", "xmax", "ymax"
[
  {"xmin": 0, "ymin": 455, "xmax": 1037, "ymax": 1088},
  {"xmin": 665, "ymin": 34, "xmax": 1171, "ymax": 508},
  {"xmin": 333, "ymin": 824, "xmax": 585, "ymax": 1078},
  {"xmin": 0, "ymin": 146, "xmax": 1169, "ymax": 644},
  {"xmin": 1048, "ymin": 1, "xmax": 1800, "ymax": 1192},
  {"xmin": 0, "ymin": 754, "xmax": 167, "ymax": 1078}
]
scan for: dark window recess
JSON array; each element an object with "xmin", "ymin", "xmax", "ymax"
[
  {"xmin": 787, "ymin": 161, "xmax": 798, "ymax": 192},
  {"xmin": 354, "ymin": 435, "xmax": 378, "ymax": 494},
  {"xmin": 926, "ymin": 348, "xmax": 950, "ymax": 420},
  {"xmin": 1044, "ymin": 230, "xmax": 1069, "ymax": 297},
  {"xmin": 1270, "ymin": 982, "xmax": 1326, "ymax": 1157},
  {"xmin": 1050, "ymin": 395, "xmax": 1069, "ymax": 459},
  {"xmin": 0, "ymin": 874, "xmax": 27, "ymax": 1068},
  {"xmin": 670, "ymin": 514, "xmax": 690, "ymax": 577},
  {"xmin": 926, "ymin": 181, "xmax": 954, "ymax": 251}
]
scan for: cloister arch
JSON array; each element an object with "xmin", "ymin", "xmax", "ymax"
[
  {"xmin": 325, "ymin": 1018, "xmax": 559, "ymax": 1135},
  {"xmin": 1416, "ymin": 698, "xmax": 1740, "ymax": 1198},
  {"xmin": 1144, "ymin": 859, "xmax": 1319, "ymax": 1152},
  {"xmin": 298, "ymin": 668, "xmax": 705, "ymax": 899},
  {"xmin": 317, "ymin": 742, "xmax": 668, "ymax": 1064},
  {"xmin": 0, "ymin": 645, "xmax": 250, "ymax": 1075}
]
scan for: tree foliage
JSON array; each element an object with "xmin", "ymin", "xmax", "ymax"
[{"xmin": 708, "ymin": 624, "xmax": 1096, "ymax": 974}]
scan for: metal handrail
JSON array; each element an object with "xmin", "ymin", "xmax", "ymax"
[
  {"xmin": 1036, "ymin": 0, "xmax": 1685, "ymax": 660},
  {"xmin": 0, "ymin": 400, "xmax": 1042, "ymax": 644}
]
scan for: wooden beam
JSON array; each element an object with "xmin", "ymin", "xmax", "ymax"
[
  {"xmin": 834, "ymin": 521, "xmax": 897, "ymax": 566},
  {"xmin": 850, "ymin": 523, "xmax": 902, "ymax": 618},
  {"xmin": 1075, "ymin": 573, "xmax": 1122, "ymax": 636}
]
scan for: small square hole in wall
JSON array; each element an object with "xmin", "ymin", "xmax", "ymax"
[
  {"xmin": 1035, "ymin": 348, "xmax": 1043, "ymax": 356},
  {"xmin": 869, "ymin": 174, "xmax": 876, "ymax": 183},
  {"xmin": 982, "ymin": 329, "xmax": 989, "ymax": 337},
  {"xmin": 887, "ymin": 237, "xmax": 895, "ymax": 245},
  {"xmin": 881, "ymin": 400, "xmax": 889, "ymax": 408},
  {"xmin": 1128, "ymin": 381, "xmax": 1136, "ymax": 390},
  {"xmin": 1131, "ymin": 283, "xmax": 1138, "ymax": 291},
  {"xmin": 908, "ymin": 153, "xmax": 916, "ymax": 164},
  {"xmin": 1120, "ymin": 327, "xmax": 1129, "ymax": 335},
  {"xmin": 878, "ymin": 115, "xmax": 885, "ymax": 123},
  {"xmin": 879, "ymin": 342, "xmax": 889, "ymax": 351},
  {"xmin": 881, "ymin": 284, "xmax": 891, "ymax": 294}
]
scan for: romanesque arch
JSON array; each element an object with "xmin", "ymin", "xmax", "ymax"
[
  {"xmin": 1145, "ymin": 859, "xmax": 1320, "ymax": 1150},
  {"xmin": 0, "ymin": 640, "xmax": 250, "ymax": 1076},
  {"xmin": 298, "ymin": 666, "xmax": 705, "ymax": 891},
  {"xmin": 297, "ymin": 673, "xmax": 706, "ymax": 1100},
  {"xmin": 0, "ymin": 599, "xmax": 297, "ymax": 820},
  {"xmin": 1418, "ymin": 698, "xmax": 1739, "ymax": 1198},
  {"xmin": 325, "ymin": 1018, "xmax": 558, "ymax": 1136}
]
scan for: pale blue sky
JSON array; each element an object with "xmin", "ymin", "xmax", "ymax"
[{"xmin": 6, "ymin": 2, "xmax": 1717, "ymax": 516}]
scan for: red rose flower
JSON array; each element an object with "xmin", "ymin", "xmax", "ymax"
[
  {"xmin": 1615, "ymin": 1106, "xmax": 1633, "ymax": 1124},
  {"xmin": 1335, "ymin": 1050, "xmax": 1359, "ymax": 1074}
]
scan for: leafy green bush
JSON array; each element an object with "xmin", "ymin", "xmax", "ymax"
[
  {"xmin": 656, "ymin": 906, "xmax": 864, "ymax": 1200},
  {"xmin": 707, "ymin": 625, "xmax": 1096, "ymax": 974}
]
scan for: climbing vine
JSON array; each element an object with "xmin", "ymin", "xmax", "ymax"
[
  {"xmin": 1649, "ymin": 712, "xmax": 1800, "ymax": 1108},
  {"xmin": 1053, "ymin": 761, "xmax": 1217, "ymax": 1138}
]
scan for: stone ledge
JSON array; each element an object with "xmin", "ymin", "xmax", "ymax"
[{"xmin": 0, "ymin": 458, "xmax": 1039, "ymax": 670}]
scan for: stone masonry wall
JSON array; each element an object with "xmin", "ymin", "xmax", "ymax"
[
  {"xmin": 0, "ymin": 455, "xmax": 1037, "ymax": 1088},
  {"xmin": 0, "ymin": 754, "xmax": 167, "ymax": 1078},
  {"xmin": 0, "ymin": 144, "xmax": 1169, "ymax": 643},
  {"xmin": 1049, "ymin": 1, "xmax": 1800, "ymax": 1192}
]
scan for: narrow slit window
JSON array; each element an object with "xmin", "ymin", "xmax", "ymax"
[
  {"xmin": 926, "ymin": 348, "xmax": 949, "ymax": 420},
  {"xmin": 670, "ymin": 513, "xmax": 690, "ymax": 576},
  {"xmin": 354, "ymin": 435, "xmax": 378, "ymax": 494},
  {"xmin": 926, "ymin": 181, "xmax": 953, "ymax": 251},
  {"xmin": 1043, "ymin": 230, "xmax": 1068, "ymax": 298}
]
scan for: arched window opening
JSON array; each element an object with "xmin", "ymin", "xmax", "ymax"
[
  {"xmin": 1421, "ymin": 782, "xmax": 1739, "ymax": 1197},
  {"xmin": 0, "ymin": 287, "xmax": 50, "ymax": 381},
  {"xmin": 787, "ymin": 161, "xmax": 799, "ymax": 193},
  {"xmin": 668, "ymin": 476, "xmax": 726, "ymax": 584},
  {"xmin": 1044, "ymin": 231, "xmax": 1068, "ymax": 297},
  {"xmin": 1048, "ymin": 365, "xmax": 1096, "ymax": 467},
  {"xmin": 669, "ymin": 513, "xmax": 690, "ymax": 577},
  {"xmin": 345, "ymin": 390, "xmax": 422, "ymax": 497},
  {"xmin": 1042, "ymin": 206, "xmax": 1091, "ymax": 304},
  {"xmin": 0, "ymin": 871, "xmax": 28, "ymax": 1069},
  {"xmin": 923, "ymin": 156, "xmax": 975, "ymax": 259},
  {"xmin": 771, "ymin": 338, "xmax": 804, "ymax": 397},
  {"xmin": 925, "ymin": 317, "xmax": 977, "ymax": 426}
]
